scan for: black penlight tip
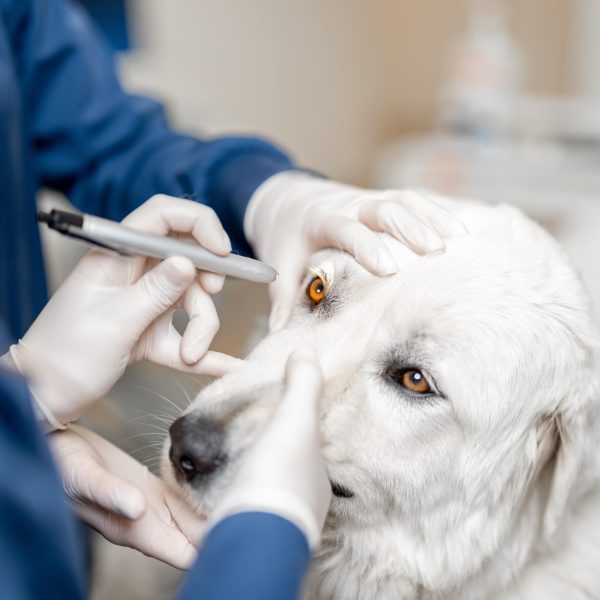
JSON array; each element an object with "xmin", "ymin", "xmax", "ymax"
[
  {"xmin": 36, "ymin": 210, "xmax": 52, "ymax": 224},
  {"xmin": 35, "ymin": 208, "xmax": 83, "ymax": 232}
]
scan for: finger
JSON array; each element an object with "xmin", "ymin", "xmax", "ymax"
[
  {"xmin": 180, "ymin": 282, "xmax": 220, "ymax": 365},
  {"xmin": 171, "ymin": 233, "xmax": 226, "ymax": 292},
  {"xmin": 359, "ymin": 201, "xmax": 445, "ymax": 255},
  {"xmin": 191, "ymin": 208, "xmax": 232, "ymax": 256},
  {"xmin": 174, "ymin": 351, "xmax": 244, "ymax": 377},
  {"xmin": 130, "ymin": 506, "xmax": 199, "ymax": 570},
  {"xmin": 164, "ymin": 486, "xmax": 207, "ymax": 546},
  {"xmin": 281, "ymin": 347, "xmax": 324, "ymax": 421},
  {"xmin": 135, "ymin": 307, "xmax": 181, "ymax": 363},
  {"xmin": 268, "ymin": 247, "xmax": 306, "ymax": 332},
  {"xmin": 59, "ymin": 448, "xmax": 146, "ymax": 520},
  {"xmin": 393, "ymin": 190, "xmax": 468, "ymax": 238},
  {"xmin": 147, "ymin": 330, "xmax": 244, "ymax": 376},
  {"xmin": 197, "ymin": 271, "xmax": 225, "ymax": 294},
  {"xmin": 123, "ymin": 194, "xmax": 231, "ymax": 256},
  {"xmin": 139, "ymin": 299, "xmax": 239, "ymax": 375},
  {"xmin": 128, "ymin": 256, "xmax": 196, "ymax": 327},
  {"xmin": 314, "ymin": 215, "xmax": 398, "ymax": 275},
  {"xmin": 256, "ymin": 348, "xmax": 323, "ymax": 442},
  {"xmin": 139, "ymin": 522, "xmax": 198, "ymax": 570},
  {"xmin": 75, "ymin": 503, "xmax": 197, "ymax": 570}
]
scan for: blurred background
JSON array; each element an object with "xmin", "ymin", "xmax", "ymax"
[{"xmin": 39, "ymin": 0, "xmax": 600, "ymax": 597}]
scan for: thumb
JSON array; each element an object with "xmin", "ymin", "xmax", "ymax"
[
  {"xmin": 274, "ymin": 347, "xmax": 323, "ymax": 429},
  {"xmin": 164, "ymin": 486, "xmax": 207, "ymax": 547},
  {"xmin": 129, "ymin": 256, "xmax": 196, "ymax": 324},
  {"xmin": 268, "ymin": 249, "xmax": 306, "ymax": 332},
  {"xmin": 253, "ymin": 348, "xmax": 323, "ymax": 450},
  {"xmin": 72, "ymin": 503, "xmax": 197, "ymax": 571},
  {"xmin": 61, "ymin": 451, "xmax": 146, "ymax": 520}
]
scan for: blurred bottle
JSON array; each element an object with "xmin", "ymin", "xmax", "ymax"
[{"xmin": 438, "ymin": 0, "xmax": 521, "ymax": 140}]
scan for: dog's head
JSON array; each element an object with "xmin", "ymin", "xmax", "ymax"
[{"xmin": 162, "ymin": 198, "xmax": 600, "ymax": 597}]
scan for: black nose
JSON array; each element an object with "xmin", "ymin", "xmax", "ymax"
[{"xmin": 169, "ymin": 414, "xmax": 226, "ymax": 483}]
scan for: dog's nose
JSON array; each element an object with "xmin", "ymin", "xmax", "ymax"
[{"xmin": 168, "ymin": 414, "xmax": 226, "ymax": 483}]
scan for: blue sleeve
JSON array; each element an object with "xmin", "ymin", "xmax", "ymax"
[
  {"xmin": 8, "ymin": 0, "xmax": 294, "ymax": 256},
  {"xmin": 180, "ymin": 512, "xmax": 312, "ymax": 600},
  {"xmin": 0, "ymin": 331, "xmax": 85, "ymax": 599}
]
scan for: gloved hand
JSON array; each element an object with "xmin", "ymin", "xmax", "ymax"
[
  {"xmin": 49, "ymin": 425, "xmax": 205, "ymax": 570},
  {"xmin": 245, "ymin": 172, "xmax": 467, "ymax": 330},
  {"xmin": 207, "ymin": 348, "xmax": 331, "ymax": 550},
  {"xmin": 10, "ymin": 195, "xmax": 241, "ymax": 428}
]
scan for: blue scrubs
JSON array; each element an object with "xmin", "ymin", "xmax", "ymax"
[
  {"xmin": 0, "ymin": 0, "xmax": 294, "ymax": 341},
  {"xmin": 0, "ymin": 328, "xmax": 85, "ymax": 599},
  {"xmin": 0, "ymin": 325, "xmax": 312, "ymax": 599},
  {"xmin": 182, "ymin": 512, "xmax": 311, "ymax": 600}
]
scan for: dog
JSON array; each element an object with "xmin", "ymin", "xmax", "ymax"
[{"xmin": 162, "ymin": 195, "xmax": 600, "ymax": 599}]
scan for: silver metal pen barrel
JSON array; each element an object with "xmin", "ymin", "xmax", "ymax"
[
  {"xmin": 37, "ymin": 209, "xmax": 278, "ymax": 284},
  {"xmin": 83, "ymin": 215, "xmax": 277, "ymax": 283}
]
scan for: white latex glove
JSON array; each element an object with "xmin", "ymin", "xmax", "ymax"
[
  {"xmin": 49, "ymin": 425, "xmax": 205, "ymax": 570},
  {"xmin": 208, "ymin": 348, "xmax": 331, "ymax": 550},
  {"xmin": 10, "ymin": 195, "xmax": 242, "ymax": 427},
  {"xmin": 245, "ymin": 172, "xmax": 467, "ymax": 330}
]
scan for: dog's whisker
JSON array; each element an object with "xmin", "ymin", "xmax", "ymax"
[
  {"xmin": 130, "ymin": 442, "xmax": 167, "ymax": 454},
  {"xmin": 124, "ymin": 384, "xmax": 185, "ymax": 416},
  {"xmin": 120, "ymin": 432, "xmax": 168, "ymax": 443},
  {"xmin": 169, "ymin": 374, "xmax": 195, "ymax": 408},
  {"xmin": 128, "ymin": 408, "xmax": 174, "ymax": 420},
  {"xmin": 145, "ymin": 412, "xmax": 177, "ymax": 424},
  {"xmin": 140, "ymin": 423, "xmax": 170, "ymax": 435}
]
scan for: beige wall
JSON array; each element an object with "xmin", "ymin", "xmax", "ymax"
[
  {"xmin": 122, "ymin": 0, "xmax": 573, "ymax": 186},
  {"xmin": 375, "ymin": 0, "xmax": 571, "ymax": 134}
]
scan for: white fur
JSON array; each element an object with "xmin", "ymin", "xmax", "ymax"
[{"xmin": 162, "ymin": 196, "xmax": 600, "ymax": 599}]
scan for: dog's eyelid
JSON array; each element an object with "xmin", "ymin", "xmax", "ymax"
[
  {"xmin": 305, "ymin": 268, "xmax": 324, "ymax": 285},
  {"xmin": 418, "ymin": 368, "xmax": 439, "ymax": 394},
  {"xmin": 305, "ymin": 266, "xmax": 332, "ymax": 286},
  {"xmin": 414, "ymin": 368, "xmax": 445, "ymax": 398}
]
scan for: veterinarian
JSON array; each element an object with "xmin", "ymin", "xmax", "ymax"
[
  {"xmin": 1, "ymin": 0, "xmax": 465, "ymax": 596},
  {"xmin": 1, "ymin": 197, "xmax": 331, "ymax": 599}
]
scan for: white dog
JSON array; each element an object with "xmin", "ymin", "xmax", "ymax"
[{"xmin": 162, "ymin": 196, "xmax": 600, "ymax": 599}]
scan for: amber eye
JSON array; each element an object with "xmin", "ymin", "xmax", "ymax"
[
  {"xmin": 386, "ymin": 367, "xmax": 433, "ymax": 395},
  {"xmin": 306, "ymin": 275, "xmax": 326, "ymax": 305},
  {"xmin": 400, "ymin": 369, "xmax": 431, "ymax": 394}
]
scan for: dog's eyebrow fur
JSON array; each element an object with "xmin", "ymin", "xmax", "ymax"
[{"xmin": 380, "ymin": 333, "xmax": 431, "ymax": 366}]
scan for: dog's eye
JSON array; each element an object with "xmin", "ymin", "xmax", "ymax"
[
  {"xmin": 386, "ymin": 367, "xmax": 432, "ymax": 395},
  {"xmin": 401, "ymin": 370, "xmax": 431, "ymax": 394},
  {"xmin": 306, "ymin": 275, "xmax": 327, "ymax": 305}
]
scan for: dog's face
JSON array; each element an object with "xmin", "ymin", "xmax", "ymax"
[{"xmin": 162, "ymin": 199, "xmax": 599, "ymax": 598}]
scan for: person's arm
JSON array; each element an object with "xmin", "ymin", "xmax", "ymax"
[
  {"xmin": 9, "ymin": 0, "xmax": 293, "ymax": 256},
  {"xmin": 0, "ymin": 333, "xmax": 85, "ymax": 600},
  {"xmin": 180, "ymin": 512, "xmax": 310, "ymax": 600}
]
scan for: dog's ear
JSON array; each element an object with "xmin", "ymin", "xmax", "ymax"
[
  {"xmin": 539, "ymin": 377, "xmax": 599, "ymax": 541},
  {"xmin": 539, "ymin": 411, "xmax": 582, "ymax": 540}
]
